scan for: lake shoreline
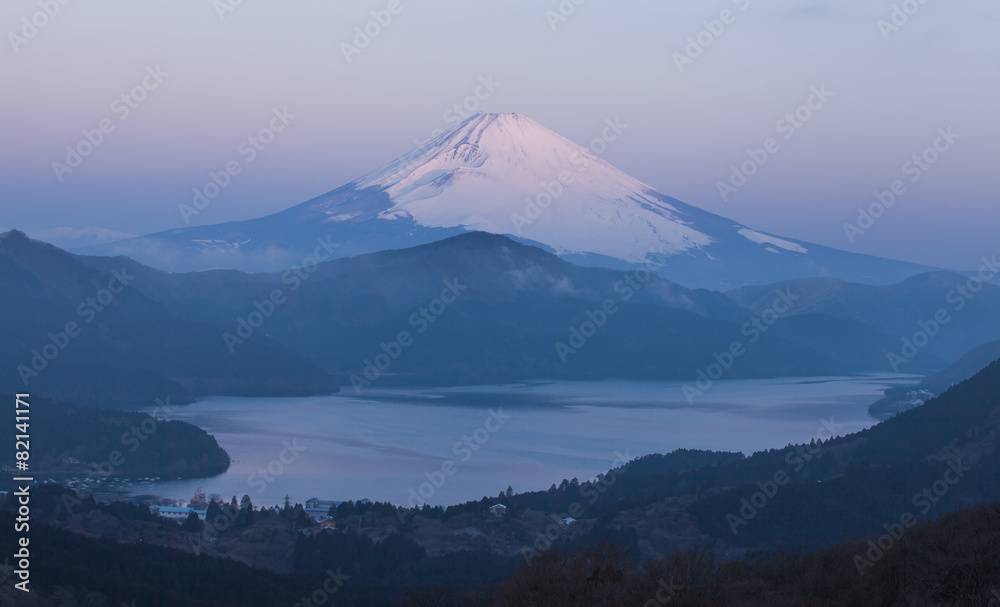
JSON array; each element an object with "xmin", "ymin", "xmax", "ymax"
[{"xmin": 129, "ymin": 374, "xmax": 919, "ymax": 508}]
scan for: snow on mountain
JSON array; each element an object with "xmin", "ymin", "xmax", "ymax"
[
  {"xmin": 336, "ymin": 113, "xmax": 711, "ymax": 262},
  {"xmin": 737, "ymin": 228, "xmax": 808, "ymax": 254},
  {"xmin": 81, "ymin": 113, "xmax": 936, "ymax": 289}
]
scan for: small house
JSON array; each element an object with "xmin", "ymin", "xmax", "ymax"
[{"xmin": 488, "ymin": 504, "xmax": 507, "ymax": 518}]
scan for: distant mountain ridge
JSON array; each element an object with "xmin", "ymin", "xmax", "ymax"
[
  {"xmin": 7, "ymin": 229, "xmax": 991, "ymax": 402},
  {"xmin": 0, "ymin": 230, "xmax": 337, "ymax": 407},
  {"xmin": 79, "ymin": 231, "xmax": 985, "ymax": 384},
  {"xmin": 82, "ymin": 113, "xmax": 936, "ymax": 290},
  {"xmin": 728, "ymin": 272, "xmax": 1000, "ymax": 368},
  {"xmin": 80, "ymin": 231, "xmax": 840, "ymax": 386}
]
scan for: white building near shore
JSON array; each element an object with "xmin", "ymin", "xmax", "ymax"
[{"xmin": 152, "ymin": 506, "xmax": 207, "ymax": 521}]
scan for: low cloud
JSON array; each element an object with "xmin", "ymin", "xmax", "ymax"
[{"xmin": 32, "ymin": 226, "xmax": 137, "ymax": 251}]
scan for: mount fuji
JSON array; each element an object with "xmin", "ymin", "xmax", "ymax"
[{"xmin": 85, "ymin": 113, "xmax": 933, "ymax": 289}]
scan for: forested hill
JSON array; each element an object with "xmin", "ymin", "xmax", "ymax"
[{"xmin": 0, "ymin": 394, "xmax": 229, "ymax": 482}]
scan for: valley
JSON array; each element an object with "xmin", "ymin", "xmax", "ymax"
[{"xmin": 3, "ymin": 359, "xmax": 999, "ymax": 605}]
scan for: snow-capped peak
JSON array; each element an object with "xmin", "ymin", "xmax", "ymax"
[
  {"xmin": 83, "ymin": 112, "xmax": 934, "ymax": 289},
  {"xmin": 336, "ymin": 113, "xmax": 713, "ymax": 262}
]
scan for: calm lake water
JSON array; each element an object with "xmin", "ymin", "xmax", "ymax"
[{"xmin": 131, "ymin": 375, "xmax": 915, "ymax": 508}]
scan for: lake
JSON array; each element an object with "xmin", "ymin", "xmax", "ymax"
[{"xmin": 131, "ymin": 375, "xmax": 915, "ymax": 509}]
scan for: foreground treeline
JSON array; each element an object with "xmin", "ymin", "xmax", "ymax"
[
  {"xmin": 0, "ymin": 485, "xmax": 517, "ymax": 607},
  {"xmin": 0, "ymin": 509, "xmax": 302, "ymax": 607},
  {"xmin": 2, "ymin": 488, "xmax": 998, "ymax": 606},
  {"xmin": 405, "ymin": 503, "xmax": 1000, "ymax": 607}
]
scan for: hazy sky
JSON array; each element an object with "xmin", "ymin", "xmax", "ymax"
[{"xmin": 2, "ymin": 0, "xmax": 998, "ymax": 269}]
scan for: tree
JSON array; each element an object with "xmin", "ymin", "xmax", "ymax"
[
  {"xmin": 240, "ymin": 495, "xmax": 255, "ymax": 527},
  {"xmin": 336, "ymin": 501, "xmax": 357, "ymax": 519},
  {"xmin": 294, "ymin": 504, "xmax": 310, "ymax": 529},
  {"xmin": 206, "ymin": 500, "xmax": 223, "ymax": 524},
  {"xmin": 506, "ymin": 486, "xmax": 514, "ymax": 498},
  {"xmin": 181, "ymin": 510, "xmax": 202, "ymax": 532}
]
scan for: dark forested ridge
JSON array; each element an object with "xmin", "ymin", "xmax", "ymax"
[
  {"xmin": 399, "ymin": 358, "xmax": 1000, "ymax": 561},
  {"xmin": 439, "ymin": 503, "xmax": 1000, "ymax": 607}
]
